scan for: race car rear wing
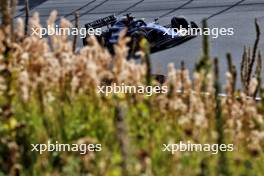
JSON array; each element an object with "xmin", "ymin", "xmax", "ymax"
[{"xmin": 85, "ymin": 15, "xmax": 117, "ymax": 29}]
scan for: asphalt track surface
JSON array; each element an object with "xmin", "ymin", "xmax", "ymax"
[{"xmin": 14, "ymin": 0, "xmax": 264, "ymax": 87}]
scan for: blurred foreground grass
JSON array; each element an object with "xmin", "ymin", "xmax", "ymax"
[{"xmin": 0, "ymin": 4, "xmax": 264, "ymax": 176}]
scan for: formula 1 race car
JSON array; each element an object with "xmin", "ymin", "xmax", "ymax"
[{"xmin": 83, "ymin": 14, "xmax": 198, "ymax": 56}]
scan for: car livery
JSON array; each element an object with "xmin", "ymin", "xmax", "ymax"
[{"xmin": 83, "ymin": 14, "xmax": 198, "ymax": 55}]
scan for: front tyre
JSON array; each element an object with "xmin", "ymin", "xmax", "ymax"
[
  {"xmin": 171, "ymin": 17, "xmax": 189, "ymax": 30},
  {"xmin": 190, "ymin": 21, "xmax": 199, "ymax": 29}
]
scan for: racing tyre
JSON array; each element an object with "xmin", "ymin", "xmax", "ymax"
[
  {"xmin": 190, "ymin": 21, "xmax": 199, "ymax": 29},
  {"xmin": 95, "ymin": 35, "xmax": 104, "ymax": 45},
  {"xmin": 171, "ymin": 17, "xmax": 189, "ymax": 30},
  {"xmin": 83, "ymin": 35, "xmax": 89, "ymax": 46},
  {"xmin": 83, "ymin": 35, "xmax": 104, "ymax": 46},
  {"xmin": 129, "ymin": 31, "xmax": 147, "ymax": 58}
]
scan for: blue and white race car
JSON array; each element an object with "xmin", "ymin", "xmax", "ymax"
[{"xmin": 83, "ymin": 14, "xmax": 198, "ymax": 55}]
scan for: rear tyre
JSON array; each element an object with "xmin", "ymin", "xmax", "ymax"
[
  {"xmin": 83, "ymin": 35, "xmax": 89, "ymax": 46},
  {"xmin": 95, "ymin": 35, "xmax": 105, "ymax": 45},
  {"xmin": 129, "ymin": 31, "xmax": 147, "ymax": 58},
  {"xmin": 83, "ymin": 34, "xmax": 105, "ymax": 46}
]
